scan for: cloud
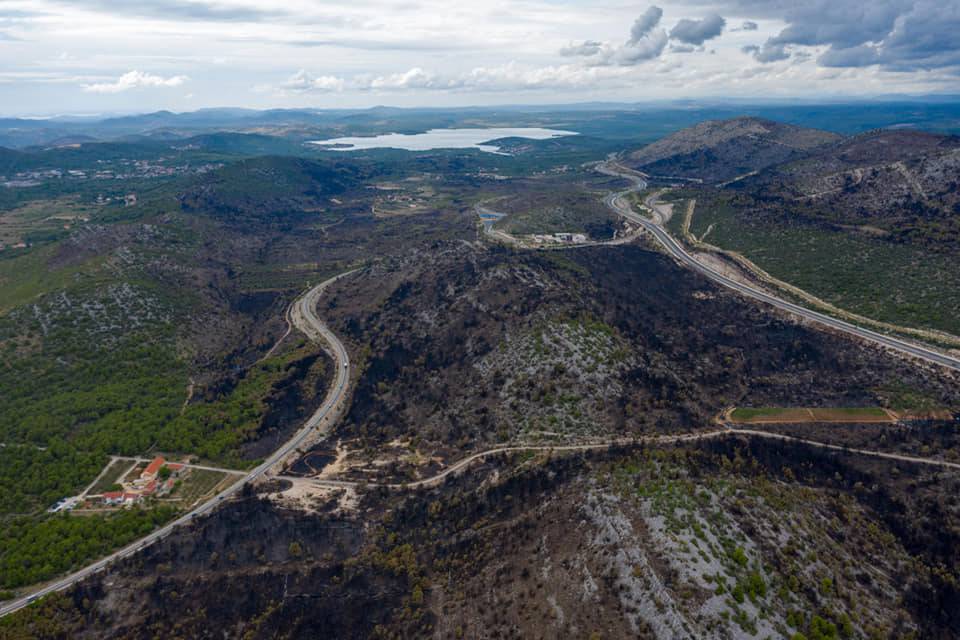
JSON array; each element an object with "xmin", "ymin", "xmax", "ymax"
[
  {"xmin": 369, "ymin": 67, "xmax": 456, "ymax": 90},
  {"xmin": 575, "ymin": 5, "xmax": 668, "ymax": 66},
  {"xmin": 281, "ymin": 69, "xmax": 345, "ymax": 93},
  {"xmin": 265, "ymin": 62, "xmax": 645, "ymax": 96},
  {"xmin": 742, "ymin": 43, "xmax": 790, "ymax": 63},
  {"xmin": 52, "ymin": 0, "xmax": 283, "ymax": 23},
  {"xmin": 560, "ymin": 5, "xmax": 731, "ymax": 67},
  {"xmin": 609, "ymin": 30, "xmax": 669, "ymax": 64},
  {"xmin": 629, "ymin": 6, "xmax": 664, "ymax": 43},
  {"xmin": 721, "ymin": 0, "xmax": 960, "ymax": 72},
  {"xmin": 83, "ymin": 70, "xmax": 188, "ymax": 93},
  {"xmin": 560, "ymin": 40, "xmax": 603, "ymax": 57},
  {"xmin": 669, "ymin": 13, "xmax": 726, "ymax": 45},
  {"xmin": 818, "ymin": 44, "xmax": 880, "ymax": 67}
]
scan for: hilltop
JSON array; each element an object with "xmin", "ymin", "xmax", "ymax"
[
  {"xmin": 177, "ymin": 156, "xmax": 365, "ymax": 223},
  {"xmin": 626, "ymin": 117, "xmax": 841, "ymax": 183}
]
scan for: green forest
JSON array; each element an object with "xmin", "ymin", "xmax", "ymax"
[{"xmin": 0, "ymin": 507, "xmax": 177, "ymax": 589}]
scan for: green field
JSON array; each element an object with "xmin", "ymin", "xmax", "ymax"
[
  {"xmin": 688, "ymin": 193, "xmax": 960, "ymax": 336},
  {"xmin": 731, "ymin": 407, "xmax": 892, "ymax": 423}
]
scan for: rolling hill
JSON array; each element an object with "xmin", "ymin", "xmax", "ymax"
[{"xmin": 626, "ymin": 116, "xmax": 842, "ymax": 184}]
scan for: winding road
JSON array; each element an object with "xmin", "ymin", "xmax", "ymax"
[
  {"xmin": 279, "ymin": 424, "xmax": 960, "ymax": 495},
  {"xmin": 0, "ymin": 270, "xmax": 357, "ymax": 619},
  {"xmin": 597, "ymin": 161, "xmax": 960, "ymax": 373},
  {"xmin": 4, "ymin": 157, "xmax": 960, "ymax": 620}
]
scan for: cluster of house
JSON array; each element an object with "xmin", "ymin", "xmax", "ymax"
[
  {"xmin": 2, "ymin": 161, "xmax": 222, "ymax": 191},
  {"xmin": 100, "ymin": 456, "xmax": 186, "ymax": 507}
]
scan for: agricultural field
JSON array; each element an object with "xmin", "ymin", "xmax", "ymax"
[
  {"xmin": 730, "ymin": 407, "xmax": 894, "ymax": 424},
  {"xmin": 164, "ymin": 469, "xmax": 233, "ymax": 507},
  {"xmin": 0, "ymin": 197, "xmax": 101, "ymax": 249}
]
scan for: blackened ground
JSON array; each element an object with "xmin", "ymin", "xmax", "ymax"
[{"xmin": 321, "ymin": 241, "xmax": 958, "ymax": 458}]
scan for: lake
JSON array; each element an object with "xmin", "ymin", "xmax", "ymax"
[{"xmin": 308, "ymin": 127, "xmax": 577, "ymax": 153}]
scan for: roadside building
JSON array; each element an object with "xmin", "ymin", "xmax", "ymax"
[{"xmin": 102, "ymin": 490, "xmax": 142, "ymax": 507}]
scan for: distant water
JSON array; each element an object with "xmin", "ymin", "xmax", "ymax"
[{"xmin": 308, "ymin": 127, "xmax": 577, "ymax": 153}]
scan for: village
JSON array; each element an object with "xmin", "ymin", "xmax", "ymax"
[
  {"xmin": 96, "ymin": 455, "xmax": 185, "ymax": 508},
  {"xmin": 1, "ymin": 159, "xmax": 222, "ymax": 189}
]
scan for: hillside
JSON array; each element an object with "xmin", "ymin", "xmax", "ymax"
[
  {"xmin": 627, "ymin": 117, "xmax": 841, "ymax": 183},
  {"xmin": 737, "ymin": 129, "xmax": 960, "ymax": 247},
  {"xmin": 177, "ymin": 156, "xmax": 365, "ymax": 223},
  {"xmin": 3, "ymin": 227, "xmax": 960, "ymax": 638},
  {"xmin": 2, "ymin": 110, "xmax": 960, "ymax": 639},
  {"xmin": 0, "ymin": 149, "xmax": 477, "ymax": 593},
  {"xmin": 308, "ymin": 242, "xmax": 958, "ymax": 479},
  {"xmin": 0, "ymin": 147, "xmax": 32, "ymax": 175},
  {"xmin": 5, "ymin": 424, "xmax": 960, "ymax": 638}
]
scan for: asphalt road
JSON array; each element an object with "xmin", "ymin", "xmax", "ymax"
[
  {"xmin": 0, "ymin": 270, "xmax": 357, "ymax": 619},
  {"xmin": 5, "ymin": 161, "xmax": 959, "ymax": 619},
  {"xmin": 598, "ymin": 162, "xmax": 960, "ymax": 373}
]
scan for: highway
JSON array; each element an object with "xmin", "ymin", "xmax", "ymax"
[
  {"xmin": 597, "ymin": 162, "xmax": 960, "ymax": 373},
  {"xmin": 0, "ymin": 269, "xmax": 357, "ymax": 619},
  {"xmin": 4, "ymin": 161, "xmax": 958, "ymax": 620}
]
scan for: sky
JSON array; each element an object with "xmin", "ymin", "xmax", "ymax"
[{"xmin": 0, "ymin": 0, "xmax": 959, "ymax": 116}]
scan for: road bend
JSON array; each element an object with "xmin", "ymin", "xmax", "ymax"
[
  {"xmin": 0, "ymin": 269, "xmax": 358, "ymax": 619},
  {"xmin": 597, "ymin": 161, "xmax": 960, "ymax": 373},
  {"xmin": 5, "ymin": 159, "xmax": 960, "ymax": 618}
]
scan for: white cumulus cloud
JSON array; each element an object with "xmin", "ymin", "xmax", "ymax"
[
  {"xmin": 281, "ymin": 69, "xmax": 345, "ymax": 93},
  {"xmin": 83, "ymin": 70, "xmax": 188, "ymax": 93}
]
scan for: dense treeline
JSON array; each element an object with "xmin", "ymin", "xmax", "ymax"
[
  {"xmin": 0, "ymin": 445, "xmax": 105, "ymax": 514},
  {"xmin": 159, "ymin": 353, "xmax": 318, "ymax": 465},
  {"xmin": 0, "ymin": 507, "xmax": 176, "ymax": 589}
]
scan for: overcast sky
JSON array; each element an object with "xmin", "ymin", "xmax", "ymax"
[{"xmin": 0, "ymin": 0, "xmax": 958, "ymax": 115}]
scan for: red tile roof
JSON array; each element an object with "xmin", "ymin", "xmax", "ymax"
[
  {"xmin": 102, "ymin": 491, "xmax": 123, "ymax": 499},
  {"xmin": 166, "ymin": 463, "xmax": 184, "ymax": 471},
  {"xmin": 143, "ymin": 456, "xmax": 166, "ymax": 477}
]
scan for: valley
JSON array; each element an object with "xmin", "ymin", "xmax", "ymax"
[{"xmin": 0, "ymin": 105, "xmax": 958, "ymax": 639}]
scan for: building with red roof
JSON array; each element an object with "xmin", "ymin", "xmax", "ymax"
[{"xmin": 141, "ymin": 456, "xmax": 166, "ymax": 480}]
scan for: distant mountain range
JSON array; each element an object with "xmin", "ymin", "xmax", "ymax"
[{"xmin": 2, "ymin": 99, "xmax": 960, "ymax": 149}]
